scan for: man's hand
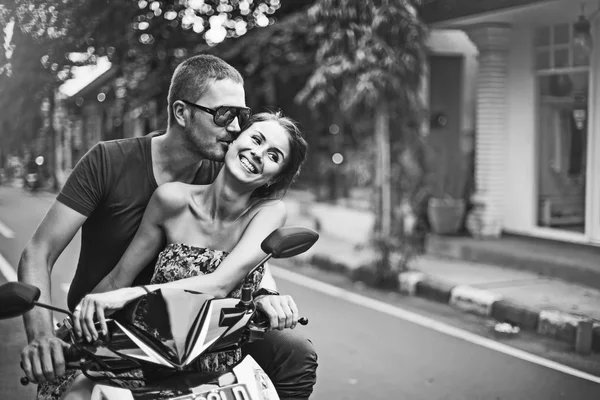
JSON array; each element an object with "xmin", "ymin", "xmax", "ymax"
[
  {"xmin": 20, "ymin": 334, "xmax": 69, "ymax": 384},
  {"xmin": 255, "ymin": 294, "xmax": 299, "ymax": 331}
]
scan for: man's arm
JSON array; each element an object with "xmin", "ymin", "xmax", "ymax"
[
  {"xmin": 18, "ymin": 201, "xmax": 87, "ymax": 383},
  {"xmin": 19, "ymin": 142, "xmax": 106, "ymax": 384}
]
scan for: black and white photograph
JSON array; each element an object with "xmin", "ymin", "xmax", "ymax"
[{"xmin": 0, "ymin": 0, "xmax": 599, "ymax": 399}]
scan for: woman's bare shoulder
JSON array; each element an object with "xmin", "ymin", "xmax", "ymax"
[
  {"xmin": 246, "ymin": 198, "xmax": 287, "ymax": 220},
  {"xmin": 151, "ymin": 182, "xmax": 193, "ymax": 214}
]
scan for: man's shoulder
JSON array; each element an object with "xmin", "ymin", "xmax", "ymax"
[
  {"xmin": 99, "ymin": 135, "xmax": 149, "ymax": 151},
  {"xmin": 84, "ymin": 136, "xmax": 156, "ymax": 187},
  {"xmin": 94, "ymin": 136, "xmax": 154, "ymax": 167},
  {"xmin": 99, "ymin": 130, "xmax": 164, "ymax": 153}
]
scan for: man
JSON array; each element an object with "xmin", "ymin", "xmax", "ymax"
[{"xmin": 18, "ymin": 54, "xmax": 317, "ymax": 400}]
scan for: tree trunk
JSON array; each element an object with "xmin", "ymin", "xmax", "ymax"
[
  {"xmin": 375, "ymin": 103, "xmax": 392, "ymax": 237},
  {"xmin": 330, "ymin": 114, "xmax": 345, "ymax": 200},
  {"xmin": 47, "ymin": 92, "xmax": 60, "ymax": 191}
]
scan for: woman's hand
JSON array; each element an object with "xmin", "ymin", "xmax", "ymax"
[
  {"xmin": 73, "ymin": 287, "xmax": 144, "ymax": 342},
  {"xmin": 255, "ymin": 294, "xmax": 299, "ymax": 331}
]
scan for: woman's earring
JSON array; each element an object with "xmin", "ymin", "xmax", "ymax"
[{"xmin": 266, "ymin": 178, "xmax": 280, "ymax": 188}]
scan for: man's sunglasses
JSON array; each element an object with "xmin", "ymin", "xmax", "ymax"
[{"xmin": 180, "ymin": 99, "xmax": 252, "ymax": 129}]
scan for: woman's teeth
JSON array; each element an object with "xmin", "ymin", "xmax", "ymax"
[{"xmin": 240, "ymin": 156, "xmax": 257, "ymax": 173}]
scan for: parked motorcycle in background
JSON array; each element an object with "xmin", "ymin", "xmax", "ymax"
[
  {"xmin": 0, "ymin": 226, "xmax": 319, "ymax": 400},
  {"xmin": 23, "ymin": 155, "xmax": 44, "ymax": 191}
]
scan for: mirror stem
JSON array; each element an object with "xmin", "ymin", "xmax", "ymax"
[
  {"xmin": 245, "ymin": 254, "xmax": 273, "ymax": 285},
  {"xmin": 32, "ymin": 301, "xmax": 74, "ymax": 319},
  {"xmin": 239, "ymin": 253, "xmax": 273, "ymax": 308}
]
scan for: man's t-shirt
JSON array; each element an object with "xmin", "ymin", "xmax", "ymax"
[{"xmin": 57, "ymin": 134, "xmax": 222, "ymax": 311}]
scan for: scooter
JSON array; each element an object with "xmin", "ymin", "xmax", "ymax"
[
  {"xmin": 0, "ymin": 226, "xmax": 319, "ymax": 400},
  {"xmin": 23, "ymin": 156, "xmax": 45, "ymax": 191}
]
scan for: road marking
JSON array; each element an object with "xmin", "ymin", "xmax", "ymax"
[
  {"xmin": 0, "ymin": 251, "xmax": 17, "ymax": 281},
  {"xmin": 0, "ymin": 250, "xmax": 60, "ymax": 327},
  {"xmin": 271, "ymin": 265, "xmax": 600, "ymax": 385},
  {"xmin": 0, "ymin": 219, "xmax": 15, "ymax": 239}
]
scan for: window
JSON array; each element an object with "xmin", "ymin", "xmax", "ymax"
[
  {"xmin": 534, "ymin": 23, "xmax": 590, "ymax": 71},
  {"xmin": 534, "ymin": 24, "xmax": 589, "ymax": 232}
]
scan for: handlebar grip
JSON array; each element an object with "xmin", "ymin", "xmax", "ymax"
[
  {"xmin": 252, "ymin": 312, "xmax": 309, "ymax": 327},
  {"xmin": 64, "ymin": 345, "xmax": 84, "ymax": 362},
  {"xmin": 20, "ymin": 345, "xmax": 83, "ymax": 386}
]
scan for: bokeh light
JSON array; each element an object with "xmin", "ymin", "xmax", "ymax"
[{"xmin": 332, "ymin": 153, "xmax": 344, "ymax": 165}]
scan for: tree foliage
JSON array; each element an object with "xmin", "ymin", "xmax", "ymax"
[
  {"xmin": 296, "ymin": 0, "xmax": 428, "ymax": 283},
  {"xmin": 0, "ymin": 1, "xmax": 93, "ymax": 155},
  {"xmin": 297, "ymin": 0, "xmax": 426, "ymax": 118},
  {"xmin": 0, "ymin": 0, "xmax": 289, "ymax": 154},
  {"xmin": 213, "ymin": 10, "xmax": 316, "ymax": 102}
]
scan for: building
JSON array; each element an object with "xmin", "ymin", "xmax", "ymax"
[
  {"xmin": 423, "ymin": 0, "xmax": 600, "ymax": 245},
  {"xmin": 53, "ymin": 59, "xmax": 160, "ymax": 186}
]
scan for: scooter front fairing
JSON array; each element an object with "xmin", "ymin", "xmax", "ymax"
[
  {"xmin": 90, "ymin": 355, "xmax": 279, "ymax": 400},
  {"xmin": 99, "ymin": 287, "xmax": 254, "ymax": 370},
  {"xmin": 72, "ymin": 287, "xmax": 270, "ymax": 398}
]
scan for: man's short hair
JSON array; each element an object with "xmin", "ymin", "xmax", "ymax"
[{"xmin": 167, "ymin": 54, "xmax": 244, "ymax": 126}]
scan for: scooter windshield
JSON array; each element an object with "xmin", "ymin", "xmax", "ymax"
[{"xmin": 110, "ymin": 288, "xmax": 242, "ymax": 369}]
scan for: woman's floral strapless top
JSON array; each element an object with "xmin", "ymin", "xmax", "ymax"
[
  {"xmin": 150, "ymin": 243, "xmax": 265, "ymax": 373},
  {"xmin": 151, "ymin": 243, "xmax": 265, "ymax": 297}
]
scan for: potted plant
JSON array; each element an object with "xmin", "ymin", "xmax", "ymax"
[{"xmin": 426, "ymin": 148, "xmax": 469, "ymax": 235}]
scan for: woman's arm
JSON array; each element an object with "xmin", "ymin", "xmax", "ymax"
[
  {"xmin": 145, "ymin": 200, "xmax": 287, "ymax": 297},
  {"xmin": 76, "ymin": 196, "xmax": 285, "ymax": 342},
  {"xmin": 74, "ymin": 183, "xmax": 185, "ymax": 340},
  {"xmin": 92, "ymin": 187, "xmax": 171, "ymax": 293}
]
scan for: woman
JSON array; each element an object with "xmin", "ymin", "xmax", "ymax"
[{"xmin": 38, "ymin": 111, "xmax": 308, "ymax": 400}]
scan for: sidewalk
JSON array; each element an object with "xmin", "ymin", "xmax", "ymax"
[{"xmin": 283, "ymin": 191, "xmax": 600, "ymax": 354}]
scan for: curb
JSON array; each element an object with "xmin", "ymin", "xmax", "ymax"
[
  {"xmin": 397, "ymin": 271, "xmax": 600, "ymax": 354},
  {"xmin": 304, "ymin": 253, "xmax": 600, "ymax": 353}
]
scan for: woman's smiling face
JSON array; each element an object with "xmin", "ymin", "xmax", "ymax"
[{"xmin": 225, "ymin": 120, "xmax": 291, "ymax": 188}]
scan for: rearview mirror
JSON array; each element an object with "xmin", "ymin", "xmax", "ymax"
[
  {"xmin": 261, "ymin": 226, "xmax": 319, "ymax": 258},
  {"xmin": 0, "ymin": 282, "xmax": 41, "ymax": 320}
]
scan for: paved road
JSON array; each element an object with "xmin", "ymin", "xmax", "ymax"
[{"xmin": 0, "ymin": 186, "xmax": 599, "ymax": 399}]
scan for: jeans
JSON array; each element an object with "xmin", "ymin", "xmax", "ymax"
[{"xmin": 241, "ymin": 329, "xmax": 318, "ymax": 400}]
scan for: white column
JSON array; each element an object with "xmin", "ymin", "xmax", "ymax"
[{"xmin": 466, "ymin": 24, "xmax": 512, "ymax": 238}]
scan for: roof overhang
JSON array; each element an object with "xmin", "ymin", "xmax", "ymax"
[
  {"xmin": 421, "ymin": 0, "xmax": 555, "ymax": 24},
  {"xmin": 421, "ymin": 0, "xmax": 593, "ymax": 29}
]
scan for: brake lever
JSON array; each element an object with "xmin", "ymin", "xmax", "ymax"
[{"xmin": 250, "ymin": 315, "xmax": 308, "ymax": 330}]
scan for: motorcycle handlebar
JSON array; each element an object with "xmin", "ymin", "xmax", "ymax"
[
  {"xmin": 251, "ymin": 310, "xmax": 308, "ymax": 327},
  {"xmin": 64, "ymin": 345, "xmax": 85, "ymax": 362},
  {"xmin": 20, "ymin": 314, "xmax": 308, "ymax": 385},
  {"xmin": 20, "ymin": 345, "xmax": 84, "ymax": 386}
]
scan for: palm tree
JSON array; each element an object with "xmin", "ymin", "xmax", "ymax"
[{"xmin": 297, "ymin": 0, "xmax": 428, "ymax": 284}]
